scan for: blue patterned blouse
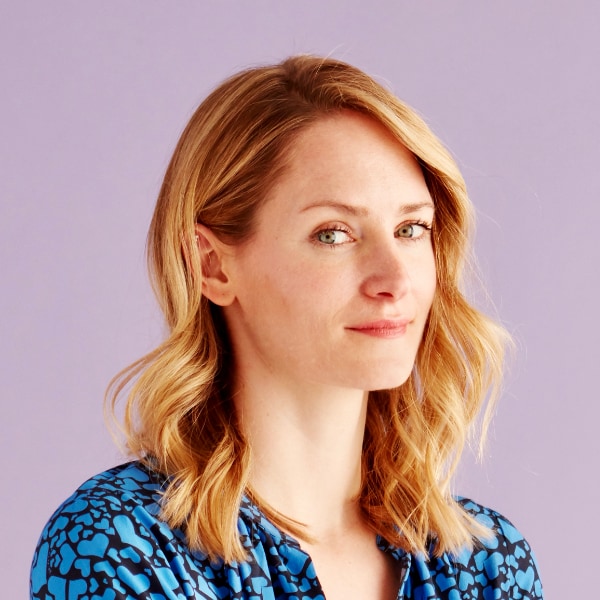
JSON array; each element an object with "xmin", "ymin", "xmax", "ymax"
[{"xmin": 31, "ymin": 462, "xmax": 543, "ymax": 599}]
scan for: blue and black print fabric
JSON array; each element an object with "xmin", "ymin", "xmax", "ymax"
[{"xmin": 31, "ymin": 462, "xmax": 543, "ymax": 599}]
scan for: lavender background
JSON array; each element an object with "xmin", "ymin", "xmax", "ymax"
[{"xmin": 2, "ymin": 1, "xmax": 598, "ymax": 597}]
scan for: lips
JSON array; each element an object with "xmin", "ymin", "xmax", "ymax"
[{"xmin": 346, "ymin": 319, "xmax": 411, "ymax": 338}]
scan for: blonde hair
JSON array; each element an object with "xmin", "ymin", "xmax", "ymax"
[{"xmin": 108, "ymin": 55, "xmax": 508, "ymax": 562}]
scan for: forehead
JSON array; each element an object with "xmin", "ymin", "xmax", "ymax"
[
  {"xmin": 271, "ymin": 111, "xmax": 429, "ymax": 201},
  {"xmin": 288, "ymin": 110, "xmax": 412, "ymax": 161}
]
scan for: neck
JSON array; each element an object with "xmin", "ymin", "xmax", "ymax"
[{"xmin": 234, "ymin": 376, "xmax": 369, "ymax": 538}]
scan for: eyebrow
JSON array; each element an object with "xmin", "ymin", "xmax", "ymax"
[{"xmin": 299, "ymin": 199, "xmax": 435, "ymax": 216}]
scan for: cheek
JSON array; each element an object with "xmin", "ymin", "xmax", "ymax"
[
  {"xmin": 265, "ymin": 260, "xmax": 349, "ymax": 332},
  {"xmin": 409, "ymin": 248, "xmax": 437, "ymax": 284},
  {"xmin": 415, "ymin": 252, "xmax": 437, "ymax": 309},
  {"xmin": 248, "ymin": 260, "xmax": 318, "ymax": 322},
  {"xmin": 427, "ymin": 260, "xmax": 438, "ymax": 300},
  {"xmin": 269, "ymin": 251, "xmax": 337, "ymax": 294}
]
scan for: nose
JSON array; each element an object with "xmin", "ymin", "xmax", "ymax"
[{"xmin": 359, "ymin": 240, "xmax": 411, "ymax": 300}]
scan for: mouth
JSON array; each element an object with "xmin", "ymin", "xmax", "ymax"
[{"xmin": 346, "ymin": 319, "xmax": 411, "ymax": 338}]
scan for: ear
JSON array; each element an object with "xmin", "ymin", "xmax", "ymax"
[{"xmin": 194, "ymin": 223, "xmax": 236, "ymax": 306}]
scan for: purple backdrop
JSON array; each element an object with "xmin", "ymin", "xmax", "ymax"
[{"xmin": 3, "ymin": 2, "xmax": 598, "ymax": 597}]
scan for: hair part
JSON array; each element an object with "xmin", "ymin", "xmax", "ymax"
[{"xmin": 107, "ymin": 54, "xmax": 509, "ymax": 562}]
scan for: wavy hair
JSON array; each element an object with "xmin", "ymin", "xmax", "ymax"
[{"xmin": 107, "ymin": 55, "xmax": 509, "ymax": 562}]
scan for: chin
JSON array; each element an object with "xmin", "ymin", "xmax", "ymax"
[{"xmin": 359, "ymin": 367, "xmax": 414, "ymax": 393}]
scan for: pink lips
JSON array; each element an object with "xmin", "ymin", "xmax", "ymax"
[{"xmin": 347, "ymin": 319, "xmax": 411, "ymax": 338}]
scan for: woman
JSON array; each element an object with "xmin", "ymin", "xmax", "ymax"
[{"xmin": 31, "ymin": 55, "xmax": 543, "ymax": 599}]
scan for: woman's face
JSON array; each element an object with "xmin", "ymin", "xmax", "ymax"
[{"xmin": 220, "ymin": 111, "xmax": 437, "ymax": 394}]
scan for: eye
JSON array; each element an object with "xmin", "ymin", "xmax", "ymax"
[
  {"xmin": 314, "ymin": 227, "xmax": 353, "ymax": 246},
  {"xmin": 395, "ymin": 221, "xmax": 431, "ymax": 240}
]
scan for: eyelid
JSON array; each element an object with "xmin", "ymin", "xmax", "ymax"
[
  {"xmin": 311, "ymin": 223, "xmax": 355, "ymax": 247},
  {"xmin": 311, "ymin": 218, "xmax": 433, "ymax": 247},
  {"xmin": 404, "ymin": 219, "xmax": 432, "ymax": 230},
  {"xmin": 395, "ymin": 220, "xmax": 433, "ymax": 240}
]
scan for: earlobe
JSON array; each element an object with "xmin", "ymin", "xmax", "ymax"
[{"xmin": 194, "ymin": 224, "xmax": 236, "ymax": 307}]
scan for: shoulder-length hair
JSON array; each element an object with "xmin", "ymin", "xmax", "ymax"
[{"xmin": 108, "ymin": 54, "xmax": 508, "ymax": 562}]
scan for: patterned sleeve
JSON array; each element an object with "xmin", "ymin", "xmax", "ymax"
[
  {"xmin": 458, "ymin": 499, "xmax": 544, "ymax": 599},
  {"xmin": 30, "ymin": 490, "xmax": 209, "ymax": 600},
  {"xmin": 495, "ymin": 511, "xmax": 543, "ymax": 598}
]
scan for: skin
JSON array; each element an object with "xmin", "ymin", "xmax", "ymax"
[{"xmin": 197, "ymin": 111, "xmax": 437, "ymax": 600}]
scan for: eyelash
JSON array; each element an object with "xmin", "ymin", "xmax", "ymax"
[
  {"xmin": 312, "ymin": 220, "xmax": 433, "ymax": 248},
  {"xmin": 311, "ymin": 224, "xmax": 354, "ymax": 248},
  {"xmin": 395, "ymin": 220, "xmax": 433, "ymax": 241}
]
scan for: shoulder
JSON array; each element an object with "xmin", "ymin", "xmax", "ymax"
[
  {"xmin": 33, "ymin": 461, "xmax": 166, "ymax": 549},
  {"xmin": 459, "ymin": 497, "xmax": 532, "ymax": 543},
  {"xmin": 30, "ymin": 461, "xmax": 215, "ymax": 599},
  {"xmin": 448, "ymin": 498, "xmax": 544, "ymax": 598}
]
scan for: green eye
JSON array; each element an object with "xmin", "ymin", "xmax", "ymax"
[
  {"xmin": 396, "ymin": 223, "xmax": 430, "ymax": 239},
  {"xmin": 316, "ymin": 229, "xmax": 352, "ymax": 245},
  {"xmin": 397, "ymin": 224, "xmax": 416, "ymax": 238}
]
